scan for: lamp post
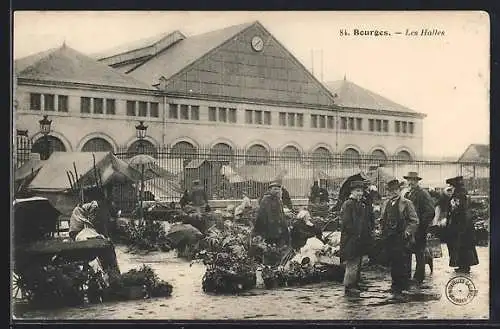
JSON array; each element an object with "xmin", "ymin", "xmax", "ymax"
[
  {"xmin": 39, "ymin": 115, "xmax": 52, "ymax": 160},
  {"xmin": 135, "ymin": 121, "xmax": 148, "ymax": 221}
]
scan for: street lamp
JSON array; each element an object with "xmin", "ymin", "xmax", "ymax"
[
  {"xmin": 39, "ymin": 115, "xmax": 52, "ymax": 160},
  {"xmin": 134, "ymin": 121, "xmax": 148, "ymax": 221},
  {"xmin": 135, "ymin": 121, "xmax": 148, "ymax": 154}
]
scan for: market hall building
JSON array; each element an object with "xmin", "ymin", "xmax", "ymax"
[{"xmin": 14, "ymin": 21, "xmax": 425, "ymax": 164}]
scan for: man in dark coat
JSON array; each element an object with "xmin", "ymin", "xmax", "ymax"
[
  {"xmin": 253, "ymin": 182, "xmax": 290, "ymax": 264},
  {"xmin": 380, "ymin": 179, "xmax": 419, "ymax": 298},
  {"xmin": 309, "ymin": 181, "xmax": 321, "ymax": 203},
  {"xmin": 445, "ymin": 176, "xmax": 479, "ymax": 273},
  {"xmin": 339, "ymin": 181, "xmax": 372, "ymax": 297},
  {"xmin": 189, "ymin": 180, "xmax": 208, "ymax": 211},
  {"xmin": 403, "ymin": 171, "xmax": 435, "ymax": 284},
  {"xmin": 281, "ymin": 184, "xmax": 293, "ymax": 210},
  {"xmin": 318, "ymin": 181, "xmax": 329, "ymax": 204}
]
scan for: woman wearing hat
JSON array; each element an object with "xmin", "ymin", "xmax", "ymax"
[
  {"xmin": 445, "ymin": 176, "xmax": 479, "ymax": 273},
  {"xmin": 339, "ymin": 180, "xmax": 373, "ymax": 297}
]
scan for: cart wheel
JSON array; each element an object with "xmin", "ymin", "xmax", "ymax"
[{"xmin": 12, "ymin": 272, "xmax": 31, "ymax": 301}]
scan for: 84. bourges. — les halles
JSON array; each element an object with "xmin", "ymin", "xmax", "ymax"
[{"xmin": 340, "ymin": 28, "xmax": 445, "ymax": 36}]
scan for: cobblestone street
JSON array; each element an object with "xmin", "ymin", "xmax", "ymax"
[{"xmin": 17, "ymin": 245, "xmax": 489, "ymax": 320}]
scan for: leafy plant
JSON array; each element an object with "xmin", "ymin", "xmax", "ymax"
[{"xmin": 122, "ymin": 221, "xmax": 171, "ymax": 253}]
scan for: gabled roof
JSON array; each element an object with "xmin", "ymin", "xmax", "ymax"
[
  {"xmin": 14, "ymin": 44, "xmax": 154, "ymax": 90},
  {"xmin": 126, "ymin": 22, "xmax": 254, "ymax": 85},
  {"xmin": 458, "ymin": 144, "xmax": 490, "ymax": 163},
  {"xmin": 324, "ymin": 79, "xmax": 419, "ymax": 114}
]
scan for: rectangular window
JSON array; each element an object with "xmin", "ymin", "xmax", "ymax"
[
  {"xmin": 255, "ymin": 110, "xmax": 263, "ymax": 124},
  {"xmin": 191, "ymin": 106, "xmax": 200, "ymax": 121},
  {"xmin": 93, "ymin": 98, "xmax": 104, "ymax": 114},
  {"xmin": 288, "ymin": 113, "xmax": 295, "ymax": 127},
  {"xmin": 376, "ymin": 119, "xmax": 382, "ymax": 132},
  {"xmin": 383, "ymin": 120, "xmax": 389, "ymax": 132},
  {"xmin": 395, "ymin": 120, "xmax": 401, "ymax": 133},
  {"xmin": 138, "ymin": 101, "xmax": 148, "ymax": 117},
  {"xmin": 369, "ymin": 119, "xmax": 374, "ymax": 132},
  {"xmin": 150, "ymin": 102, "xmax": 159, "ymax": 117},
  {"xmin": 279, "ymin": 112, "xmax": 287, "ymax": 126},
  {"xmin": 402, "ymin": 121, "xmax": 408, "ymax": 133},
  {"xmin": 341, "ymin": 117, "xmax": 347, "ymax": 130},
  {"xmin": 44, "ymin": 94, "xmax": 55, "ymax": 111},
  {"xmin": 228, "ymin": 108, "xmax": 237, "ymax": 123},
  {"xmin": 245, "ymin": 110, "xmax": 253, "ymax": 124},
  {"xmin": 80, "ymin": 97, "xmax": 91, "ymax": 113},
  {"xmin": 264, "ymin": 111, "xmax": 271, "ymax": 125},
  {"xmin": 297, "ymin": 113, "xmax": 304, "ymax": 127},
  {"xmin": 106, "ymin": 99, "xmax": 116, "ymax": 115},
  {"xmin": 126, "ymin": 100, "xmax": 136, "ymax": 116},
  {"xmin": 311, "ymin": 114, "xmax": 318, "ymax": 128},
  {"xmin": 209, "ymin": 107, "xmax": 217, "ymax": 122},
  {"xmin": 327, "ymin": 116, "xmax": 335, "ymax": 129},
  {"xmin": 319, "ymin": 115, "xmax": 326, "ymax": 129},
  {"xmin": 58, "ymin": 95, "xmax": 68, "ymax": 112},
  {"xmin": 30, "ymin": 93, "xmax": 41, "ymax": 111},
  {"xmin": 356, "ymin": 118, "xmax": 362, "ymax": 131},
  {"xmin": 409, "ymin": 122, "xmax": 415, "ymax": 134},
  {"xmin": 169, "ymin": 104, "xmax": 178, "ymax": 119},
  {"xmin": 180, "ymin": 104, "xmax": 189, "ymax": 120},
  {"xmin": 219, "ymin": 107, "xmax": 227, "ymax": 122},
  {"xmin": 348, "ymin": 117, "xmax": 355, "ymax": 130}
]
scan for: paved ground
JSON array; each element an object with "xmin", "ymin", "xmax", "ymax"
[{"xmin": 15, "ymin": 244, "xmax": 489, "ymax": 320}]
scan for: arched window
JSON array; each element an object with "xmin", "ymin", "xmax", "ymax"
[
  {"xmin": 31, "ymin": 135, "xmax": 66, "ymax": 160},
  {"xmin": 343, "ymin": 148, "xmax": 361, "ymax": 160},
  {"xmin": 171, "ymin": 141, "xmax": 197, "ymax": 160},
  {"xmin": 210, "ymin": 143, "xmax": 234, "ymax": 162},
  {"xmin": 312, "ymin": 146, "xmax": 332, "ymax": 162},
  {"xmin": 246, "ymin": 144, "xmax": 270, "ymax": 165},
  {"xmin": 127, "ymin": 140, "xmax": 157, "ymax": 157},
  {"xmin": 396, "ymin": 150, "xmax": 412, "ymax": 162},
  {"xmin": 81, "ymin": 137, "xmax": 114, "ymax": 153},
  {"xmin": 281, "ymin": 145, "xmax": 301, "ymax": 161},
  {"xmin": 371, "ymin": 149, "xmax": 387, "ymax": 164}
]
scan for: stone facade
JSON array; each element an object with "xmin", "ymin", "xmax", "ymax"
[{"xmin": 14, "ymin": 21, "xmax": 424, "ymax": 161}]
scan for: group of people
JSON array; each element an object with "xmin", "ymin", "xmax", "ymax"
[{"xmin": 339, "ymin": 171, "xmax": 480, "ymax": 299}]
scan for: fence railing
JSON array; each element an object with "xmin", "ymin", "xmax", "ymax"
[
  {"xmin": 112, "ymin": 147, "xmax": 490, "ymax": 212},
  {"xmin": 14, "ymin": 139, "xmax": 489, "ymax": 213}
]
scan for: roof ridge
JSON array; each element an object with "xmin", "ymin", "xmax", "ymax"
[{"xmin": 129, "ymin": 21, "xmax": 256, "ymax": 84}]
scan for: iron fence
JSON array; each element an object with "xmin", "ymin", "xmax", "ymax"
[
  {"xmin": 112, "ymin": 146, "xmax": 490, "ymax": 212},
  {"xmin": 14, "ymin": 136, "xmax": 489, "ymax": 213}
]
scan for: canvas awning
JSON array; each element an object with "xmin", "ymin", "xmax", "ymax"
[
  {"xmin": 222, "ymin": 164, "xmax": 288, "ymax": 183},
  {"xmin": 27, "ymin": 151, "xmax": 141, "ymax": 192}
]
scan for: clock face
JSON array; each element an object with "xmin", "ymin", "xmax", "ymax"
[{"xmin": 251, "ymin": 36, "xmax": 264, "ymax": 52}]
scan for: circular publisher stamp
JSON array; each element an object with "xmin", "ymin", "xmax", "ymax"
[{"xmin": 445, "ymin": 276, "xmax": 478, "ymax": 305}]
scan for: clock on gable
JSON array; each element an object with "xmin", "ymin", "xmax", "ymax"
[{"xmin": 251, "ymin": 36, "xmax": 264, "ymax": 52}]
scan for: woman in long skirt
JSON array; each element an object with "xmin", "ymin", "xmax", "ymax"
[{"xmin": 445, "ymin": 176, "xmax": 479, "ymax": 273}]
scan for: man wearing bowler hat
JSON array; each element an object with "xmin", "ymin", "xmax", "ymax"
[
  {"xmin": 403, "ymin": 172, "xmax": 435, "ymax": 285},
  {"xmin": 380, "ymin": 179, "xmax": 419, "ymax": 298},
  {"xmin": 339, "ymin": 180, "xmax": 373, "ymax": 297}
]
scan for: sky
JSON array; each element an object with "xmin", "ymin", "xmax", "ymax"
[{"xmin": 13, "ymin": 11, "xmax": 490, "ymax": 158}]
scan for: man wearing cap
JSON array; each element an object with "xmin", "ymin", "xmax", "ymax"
[
  {"xmin": 380, "ymin": 179, "xmax": 419, "ymax": 298},
  {"xmin": 403, "ymin": 172, "xmax": 435, "ymax": 285},
  {"xmin": 253, "ymin": 181, "xmax": 290, "ymax": 264},
  {"xmin": 339, "ymin": 181, "xmax": 373, "ymax": 297}
]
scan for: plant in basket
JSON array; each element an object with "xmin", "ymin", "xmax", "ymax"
[{"xmin": 197, "ymin": 225, "xmax": 257, "ymax": 294}]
